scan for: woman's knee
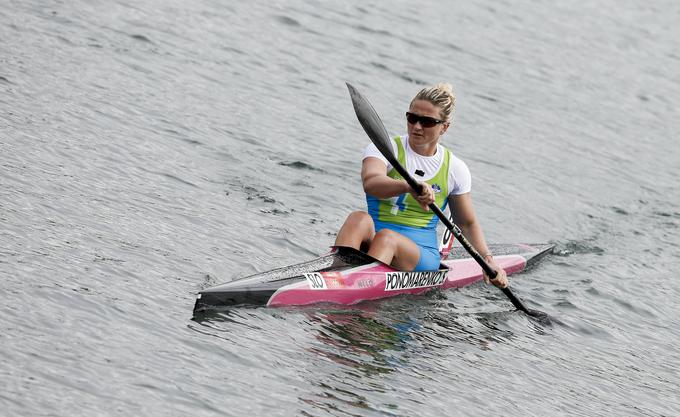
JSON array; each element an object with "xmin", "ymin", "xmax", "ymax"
[
  {"xmin": 336, "ymin": 211, "xmax": 375, "ymax": 249},
  {"xmin": 371, "ymin": 229, "xmax": 421, "ymax": 270},
  {"xmin": 343, "ymin": 211, "xmax": 373, "ymax": 229},
  {"xmin": 372, "ymin": 229, "xmax": 399, "ymax": 249}
]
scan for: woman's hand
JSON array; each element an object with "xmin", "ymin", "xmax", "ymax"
[
  {"xmin": 409, "ymin": 181, "xmax": 435, "ymax": 210},
  {"xmin": 483, "ymin": 256, "xmax": 508, "ymax": 288}
]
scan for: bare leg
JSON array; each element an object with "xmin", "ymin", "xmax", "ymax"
[
  {"xmin": 335, "ymin": 211, "xmax": 375, "ymax": 252},
  {"xmin": 368, "ymin": 229, "xmax": 421, "ymax": 271}
]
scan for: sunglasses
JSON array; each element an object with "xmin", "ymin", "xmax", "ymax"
[{"xmin": 405, "ymin": 112, "xmax": 445, "ymax": 128}]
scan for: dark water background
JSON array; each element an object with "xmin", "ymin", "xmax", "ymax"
[{"xmin": 2, "ymin": 0, "xmax": 679, "ymax": 416}]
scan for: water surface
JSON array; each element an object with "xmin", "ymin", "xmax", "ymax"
[{"xmin": 2, "ymin": 0, "xmax": 679, "ymax": 415}]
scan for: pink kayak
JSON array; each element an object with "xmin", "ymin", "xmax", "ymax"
[{"xmin": 193, "ymin": 243, "xmax": 553, "ymax": 311}]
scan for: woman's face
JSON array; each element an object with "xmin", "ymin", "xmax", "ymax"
[{"xmin": 406, "ymin": 99, "xmax": 449, "ymax": 155}]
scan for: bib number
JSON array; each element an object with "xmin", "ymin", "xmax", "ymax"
[{"xmin": 305, "ymin": 273, "xmax": 327, "ymax": 290}]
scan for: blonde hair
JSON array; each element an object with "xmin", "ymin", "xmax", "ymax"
[{"xmin": 410, "ymin": 83, "xmax": 456, "ymax": 122}]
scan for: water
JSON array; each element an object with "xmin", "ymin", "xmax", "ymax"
[{"xmin": 2, "ymin": 0, "xmax": 679, "ymax": 415}]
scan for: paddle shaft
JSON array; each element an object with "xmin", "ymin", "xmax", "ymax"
[{"xmin": 389, "ymin": 155, "xmax": 534, "ymax": 313}]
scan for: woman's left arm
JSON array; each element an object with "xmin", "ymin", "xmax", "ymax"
[{"xmin": 448, "ymin": 193, "xmax": 508, "ymax": 288}]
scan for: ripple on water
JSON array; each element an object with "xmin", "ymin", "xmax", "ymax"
[
  {"xmin": 274, "ymin": 15, "xmax": 302, "ymax": 27},
  {"xmin": 278, "ymin": 160, "xmax": 325, "ymax": 172},
  {"xmin": 552, "ymin": 240, "xmax": 606, "ymax": 257}
]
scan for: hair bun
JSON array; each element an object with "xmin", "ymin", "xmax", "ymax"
[{"xmin": 435, "ymin": 83, "xmax": 454, "ymax": 95}]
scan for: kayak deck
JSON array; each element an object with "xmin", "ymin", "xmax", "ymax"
[{"xmin": 193, "ymin": 243, "xmax": 553, "ymax": 312}]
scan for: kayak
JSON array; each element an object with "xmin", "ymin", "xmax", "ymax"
[{"xmin": 193, "ymin": 242, "xmax": 553, "ymax": 312}]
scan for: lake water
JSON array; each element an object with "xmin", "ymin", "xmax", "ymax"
[{"xmin": 2, "ymin": 0, "xmax": 679, "ymax": 416}]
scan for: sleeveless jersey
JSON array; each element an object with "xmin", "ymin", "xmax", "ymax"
[{"xmin": 366, "ymin": 136, "xmax": 451, "ymax": 235}]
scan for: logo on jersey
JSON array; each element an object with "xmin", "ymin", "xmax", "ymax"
[{"xmin": 431, "ymin": 183, "xmax": 442, "ymax": 194}]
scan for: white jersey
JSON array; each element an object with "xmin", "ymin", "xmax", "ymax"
[{"xmin": 362, "ymin": 135, "xmax": 471, "ymax": 197}]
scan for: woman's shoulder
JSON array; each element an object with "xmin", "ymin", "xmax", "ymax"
[
  {"xmin": 362, "ymin": 142, "xmax": 391, "ymax": 167},
  {"xmin": 439, "ymin": 145, "xmax": 470, "ymax": 178},
  {"xmin": 444, "ymin": 147, "xmax": 471, "ymax": 194},
  {"xmin": 438, "ymin": 142, "xmax": 464, "ymax": 162},
  {"xmin": 444, "ymin": 147, "xmax": 467, "ymax": 166}
]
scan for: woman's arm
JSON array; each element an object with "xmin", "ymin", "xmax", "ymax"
[
  {"xmin": 448, "ymin": 193, "xmax": 508, "ymax": 288},
  {"xmin": 361, "ymin": 157, "xmax": 409, "ymax": 198},
  {"xmin": 362, "ymin": 157, "xmax": 434, "ymax": 208}
]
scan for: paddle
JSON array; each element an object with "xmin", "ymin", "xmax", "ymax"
[{"xmin": 346, "ymin": 82, "xmax": 547, "ymax": 319}]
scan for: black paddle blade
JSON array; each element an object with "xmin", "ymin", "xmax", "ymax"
[
  {"xmin": 527, "ymin": 309, "xmax": 563, "ymax": 327},
  {"xmin": 504, "ymin": 287, "xmax": 556, "ymax": 325},
  {"xmin": 526, "ymin": 308, "xmax": 550, "ymax": 321},
  {"xmin": 502, "ymin": 287, "xmax": 552, "ymax": 323},
  {"xmin": 346, "ymin": 82, "xmax": 397, "ymax": 164}
]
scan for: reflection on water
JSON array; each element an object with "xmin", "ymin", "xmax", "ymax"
[
  {"xmin": 187, "ymin": 292, "xmax": 573, "ymax": 416},
  {"xmin": 305, "ymin": 308, "xmax": 418, "ymax": 375},
  {"xmin": 298, "ymin": 306, "xmax": 415, "ymax": 416},
  {"xmin": 294, "ymin": 296, "xmax": 545, "ymax": 416}
]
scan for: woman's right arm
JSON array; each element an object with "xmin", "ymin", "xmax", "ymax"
[
  {"xmin": 361, "ymin": 157, "xmax": 410, "ymax": 198},
  {"xmin": 361, "ymin": 157, "xmax": 434, "ymax": 209}
]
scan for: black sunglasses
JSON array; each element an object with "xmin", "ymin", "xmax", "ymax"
[{"xmin": 405, "ymin": 112, "xmax": 445, "ymax": 128}]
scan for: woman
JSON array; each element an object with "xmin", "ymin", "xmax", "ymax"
[{"xmin": 335, "ymin": 83, "xmax": 508, "ymax": 288}]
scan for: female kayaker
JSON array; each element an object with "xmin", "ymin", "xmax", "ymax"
[{"xmin": 335, "ymin": 83, "xmax": 508, "ymax": 288}]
